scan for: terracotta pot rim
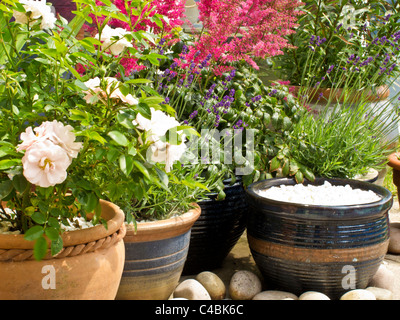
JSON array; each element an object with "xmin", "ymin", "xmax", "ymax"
[
  {"xmin": 292, "ymin": 85, "xmax": 390, "ymax": 103},
  {"xmin": 124, "ymin": 204, "xmax": 201, "ymax": 242},
  {"xmin": 388, "ymin": 152, "xmax": 400, "ymax": 170},
  {"xmin": 0, "ymin": 199, "xmax": 125, "ymax": 250}
]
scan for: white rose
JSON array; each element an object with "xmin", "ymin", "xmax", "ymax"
[
  {"xmin": 22, "ymin": 140, "xmax": 71, "ymax": 188},
  {"xmin": 13, "ymin": 0, "xmax": 57, "ymax": 29},
  {"xmin": 35, "ymin": 120, "xmax": 83, "ymax": 159},
  {"xmin": 96, "ymin": 25, "xmax": 133, "ymax": 56},
  {"xmin": 134, "ymin": 108, "xmax": 181, "ymax": 138},
  {"xmin": 134, "ymin": 108, "xmax": 187, "ymax": 172},
  {"xmin": 83, "ymin": 77, "xmax": 138, "ymax": 105}
]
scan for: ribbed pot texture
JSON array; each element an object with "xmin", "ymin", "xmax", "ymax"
[
  {"xmin": 182, "ymin": 179, "xmax": 248, "ymax": 275},
  {"xmin": 0, "ymin": 200, "xmax": 126, "ymax": 300},
  {"xmin": 245, "ymin": 177, "xmax": 392, "ymax": 299},
  {"xmin": 116, "ymin": 206, "xmax": 201, "ymax": 300}
]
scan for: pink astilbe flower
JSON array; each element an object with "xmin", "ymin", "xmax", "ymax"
[
  {"xmin": 189, "ymin": 0, "xmax": 303, "ymax": 71},
  {"xmin": 86, "ymin": 0, "xmax": 185, "ymax": 75}
]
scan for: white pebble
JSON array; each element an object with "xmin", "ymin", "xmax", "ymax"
[{"xmin": 257, "ymin": 181, "xmax": 381, "ymax": 206}]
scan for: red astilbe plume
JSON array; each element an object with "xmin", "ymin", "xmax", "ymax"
[{"xmin": 187, "ymin": 0, "xmax": 303, "ymax": 74}]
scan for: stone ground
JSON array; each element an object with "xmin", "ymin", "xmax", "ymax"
[{"xmin": 180, "ymin": 169, "xmax": 400, "ymax": 300}]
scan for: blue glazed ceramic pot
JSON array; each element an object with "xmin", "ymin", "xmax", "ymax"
[
  {"xmin": 245, "ymin": 177, "xmax": 392, "ymax": 299},
  {"xmin": 116, "ymin": 206, "xmax": 201, "ymax": 300},
  {"xmin": 182, "ymin": 178, "xmax": 248, "ymax": 275}
]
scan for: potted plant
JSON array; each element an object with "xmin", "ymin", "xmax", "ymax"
[
  {"xmin": 275, "ymin": 0, "xmax": 400, "ymax": 106},
  {"xmin": 71, "ymin": 0, "xmax": 213, "ymax": 300},
  {"xmin": 245, "ymin": 177, "xmax": 392, "ymax": 299},
  {"xmin": 120, "ymin": 0, "xmax": 308, "ymax": 274},
  {"xmin": 0, "ymin": 0, "xmax": 198, "ymax": 300}
]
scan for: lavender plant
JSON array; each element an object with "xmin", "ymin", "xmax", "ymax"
[
  {"xmin": 273, "ymin": 0, "xmax": 400, "ymax": 179},
  {"xmin": 276, "ymin": 0, "xmax": 400, "ymax": 91},
  {"xmin": 138, "ymin": 41, "xmax": 315, "ymax": 188}
]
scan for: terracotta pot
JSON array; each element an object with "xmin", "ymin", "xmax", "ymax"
[
  {"xmin": 245, "ymin": 177, "xmax": 392, "ymax": 299},
  {"xmin": 292, "ymin": 85, "xmax": 390, "ymax": 104},
  {"xmin": 116, "ymin": 205, "xmax": 201, "ymax": 300},
  {"xmin": 0, "ymin": 200, "xmax": 126, "ymax": 300},
  {"xmin": 388, "ymin": 152, "xmax": 400, "ymax": 205}
]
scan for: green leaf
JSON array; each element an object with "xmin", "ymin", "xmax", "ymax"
[
  {"xmin": 108, "ymin": 131, "xmax": 128, "ymax": 146},
  {"xmin": 155, "ymin": 167, "xmax": 169, "ymax": 188},
  {"xmin": 12, "ymin": 174, "xmax": 28, "ymax": 193},
  {"xmin": 0, "ymin": 159, "xmax": 20, "ymax": 170},
  {"xmin": 133, "ymin": 160, "xmax": 150, "ymax": 180},
  {"xmin": 270, "ymin": 157, "xmax": 280, "ymax": 172},
  {"xmin": 51, "ymin": 236, "xmax": 63, "ymax": 256},
  {"xmin": 84, "ymin": 193, "xmax": 99, "ymax": 213},
  {"xmin": 24, "ymin": 225, "xmax": 44, "ymax": 241},
  {"xmin": 45, "ymin": 227, "xmax": 60, "ymax": 241},
  {"xmin": 31, "ymin": 211, "xmax": 46, "ymax": 225},
  {"xmin": 125, "ymin": 78, "xmax": 153, "ymax": 84},
  {"xmin": 0, "ymin": 180, "xmax": 13, "ymax": 200},
  {"xmin": 137, "ymin": 102, "xmax": 152, "ymax": 120},
  {"xmin": 119, "ymin": 154, "xmax": 134, "ymax": 176},
  {"xmin": 33, "ymin": 236, "xmax": 48, "ymax": 261}
]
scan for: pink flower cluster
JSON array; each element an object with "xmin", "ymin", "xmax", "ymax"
[
  {"xmin": 87, "ymin": 0, "xmax": 186, "ymax": 75},
  {"xmin": 189, "ymin": 0, "xmax": 303, "ymax": 73}
]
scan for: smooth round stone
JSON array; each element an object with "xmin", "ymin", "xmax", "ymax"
[
  {"xmin": 173, "ymin": 279, "xmax": 211, "ymax": 300},
  {"xmin": 298, "ymin": 291, "xmax": 330, "ymax": 300},
  {"xmin": 366, "ymin": 287, "xmax": 393, "ymax": 300},
  {"xmin": 229, "ymin": 270, "xmax": 262, "ymax": 300},
  {"xmin": 252, "ymin": 290, "xmax": 298, "ymax": 300},
  {"xmin": 369, "ymin": 263, "xmax": 395, "ymax": 292},
  {"xmin": 340, "ymin": 289, "xmax": 376, "ymax": 300},
  {"xmin": 196, "ymin": 271, "xmax": 226, "ymax": 300},
  {"xmin": 388, "ymin": 223, "xmax": 400, "ymax": 254}
]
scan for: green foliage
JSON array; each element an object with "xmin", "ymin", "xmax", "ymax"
[{"xmin": 0, "ymin": 0, "xmax": 205, "ymax": 260}]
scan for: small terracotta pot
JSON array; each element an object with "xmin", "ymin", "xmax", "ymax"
[
  {"xmin": 0, "ymin": 200, "xmax": 126, "ymax": 300},
  {"xmin": 116, "ymin": 205, "xmax": 201, "ymax": 300},
  {"xmin": 388, "ymin": 152, "xmax": 400, "ymax": 205}
]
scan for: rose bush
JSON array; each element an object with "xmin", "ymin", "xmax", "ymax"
[{"xmin": 0, "ymin": 0, "xmax": 206, "ymax": 260}]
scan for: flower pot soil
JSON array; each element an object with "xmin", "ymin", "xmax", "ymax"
[
  {"xmin": 0, "ymin": 200, "xmax": 126, "ymax": 300},
  {"xmin": 116, "ymin": 206, "xmax": 201, "ymax": 300},
  {"xmin": 182, "ymin": 178, "xmax": 248, "ymax": 275},
  {"xmin": 245, "ymin": 177, "xmax": 392, "ymax": 299}
]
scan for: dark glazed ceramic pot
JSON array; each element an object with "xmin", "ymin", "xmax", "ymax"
[
  {"xmin": 245, "ymin": 177, "xmax": 392, "ymax": 299},
  {"xmin": 182, "ymin": 178, "xmax": 248, "ymax": 275}
]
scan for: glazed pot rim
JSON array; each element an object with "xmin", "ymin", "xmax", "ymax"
[
  {"xmin": 0, "ymin": 199, "xmax": 125, "ymax": 250},
  {"xmin": 246, "ymin": 177, "xmax": 392, "ymax": 219},
  {"xmin": 124, "ymin": 204, "xmax": 201, "ymax": 242}
]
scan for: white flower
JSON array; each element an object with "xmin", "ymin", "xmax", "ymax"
[
  {"xmin": 134, "ymin": 108, "xmax": 187, "ymax": 172},
  {"xmin": 17, "ymin": 126, "xmax": 44, "ymax": 152},
  {"xmin": 148, "ymin": 137, "xmax": 187, "ymax": 173},
  {"xmin": 83, "ymin": 77, "xmax": 138, "ymax": 105},
  {"xmin": 21, "ymin": 140, "xmax": 71, "ymax": 188},
  {"xmin": 34, "ymin": 120, "xmax": 83, "ymax": 159},
  {"xmin": 134, "ymin": 108, "xmax": 181, "ymax": 138},
  {"xmin": 13, "ymin": 0, "xmax": 57, "ymax": 29},
  {"xmin": 95, "ymin": 25, "xmax": 133, "ymax": 56}
]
